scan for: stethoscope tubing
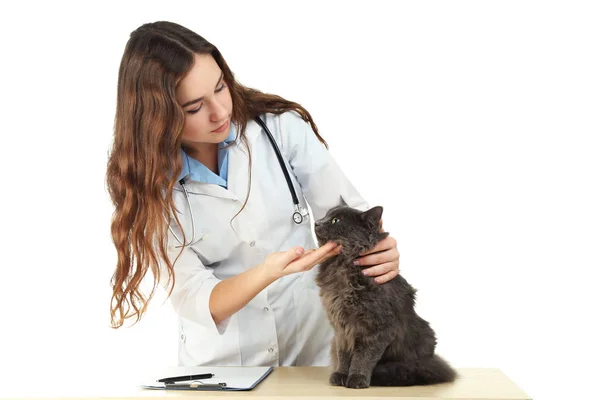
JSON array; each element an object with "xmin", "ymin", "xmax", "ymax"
[{"xmin": 169, "ymin": 114, "xmax": 307, "ymax": 247}]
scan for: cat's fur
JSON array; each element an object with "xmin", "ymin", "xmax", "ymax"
[{"xmin": 314, "ymin": 200, "xmax": 457, "ymax": 389}]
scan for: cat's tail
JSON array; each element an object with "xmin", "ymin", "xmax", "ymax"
[{"xmin": 370, "ymin": 354, "xmax": 457, "ymax": 386}]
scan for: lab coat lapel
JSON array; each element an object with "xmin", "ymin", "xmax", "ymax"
[
  {"xmin": 177, "ymin": 119, "xmax": 260, "ymax": 201},
  {"xmin": 182, "ymin": 182, "xmax": 238, "ymax": 200},
  {"xmin": 227, "ymin": 119, "xmax": 262, "ymax": 203},
  {"xmin": 227, "ymin": 137, "xmax": 251, "ymax": 204}
]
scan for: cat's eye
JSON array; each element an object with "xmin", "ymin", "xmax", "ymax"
[{"xmin": 331, "ymin": 217, "xmax": 340, "ymax": 224}]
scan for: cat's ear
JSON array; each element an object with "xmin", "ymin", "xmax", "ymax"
[
  {"xmin": 338, "ymin": 196, "xmax": 349, "ymax": 207},
  {"xmin": 360, "ymin": 206, "xmax": 383, "ymax": 226}
]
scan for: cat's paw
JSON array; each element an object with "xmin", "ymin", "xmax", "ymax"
[
  {"xmin": 346, "ymin": 374, "xmax": 369, "ymax": 389},
  {"xmin": 329, "ymin": 372, "xmax": 348, "ymax": 386}
]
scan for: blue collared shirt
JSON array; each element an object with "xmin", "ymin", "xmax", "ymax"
[{"xmin": 178, "ymin": 124, "xmax": 236, "ymax": 188}]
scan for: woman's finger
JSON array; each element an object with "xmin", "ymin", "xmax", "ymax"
[
  {"xmin": 301, "ymin": 244, "xmax": 342, "ymax": 270},
  {"xmin": 372, "ymin": 269, "xmax": 399, "ymax": 284},
  {"xmin": 311, "ymin": 244, "xmax": 343, "ymax": 267},
  {"xmin": 359, "ymin": 236, "xmax": 397, "ymax": 257},
  {"xmin": 286, "ymin": 242, "xmax": 337, "ymax": 272},
  {"xmin": 354, "ymin": 248, "xmax": 399, "ymax": 267},
  {"xmin": 360, "ymin": 261, "xmax": 398, "ymax": 277}
]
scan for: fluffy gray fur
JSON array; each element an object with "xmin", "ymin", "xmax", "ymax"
[{"xmin": 314, "ymin": 199, "xmax": 457, "ymax": 389}]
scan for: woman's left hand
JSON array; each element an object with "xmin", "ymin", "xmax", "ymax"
[{"xmin": 353, "ymin": 220, "xmax": 400, "ymax": 284}]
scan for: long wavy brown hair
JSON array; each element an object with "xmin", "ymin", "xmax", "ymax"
[{"xmin": 106, "ymin": 21, "xmax": 328, "ymax": 328}]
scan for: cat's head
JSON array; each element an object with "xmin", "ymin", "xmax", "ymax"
[{"xmin": 314, "ymin": 197, "xmax": 388, "ymax": 251}]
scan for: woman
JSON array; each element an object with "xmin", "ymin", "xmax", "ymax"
[{"xmin": 106, "ymin": 21, "xmax": 400, "ymax": 367}]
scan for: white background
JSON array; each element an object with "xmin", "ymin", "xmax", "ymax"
[{"xmin": 1, "ymin": 1, "xmax": 598, "ymax": 399}]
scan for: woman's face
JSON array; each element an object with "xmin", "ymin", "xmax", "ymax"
[{"xmin": 176, "ymin": 54, "xmax": 233, "ymax": 147}]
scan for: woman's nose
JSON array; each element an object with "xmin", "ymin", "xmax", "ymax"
[{"xmin": 210, "ymin": 101, "xmax": 228, "ymax": 121}]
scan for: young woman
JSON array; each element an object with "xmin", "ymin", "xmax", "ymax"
[{"xmin": 106, "ymin": 21, "xmax": 400, "ymax": 367}]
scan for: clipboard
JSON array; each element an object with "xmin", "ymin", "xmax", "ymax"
[{"xmin": 141, "ymin": 366, "xmax": 273, "ymax": 391}]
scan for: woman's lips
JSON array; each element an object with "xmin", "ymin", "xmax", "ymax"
[{"xmin": 212, "ymin": 120, "xmax": 229, "ymax": 133}]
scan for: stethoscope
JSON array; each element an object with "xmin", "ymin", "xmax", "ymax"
[{"xmin": 168, "ymin": 115, "xmax": 309, "ymax": 248}]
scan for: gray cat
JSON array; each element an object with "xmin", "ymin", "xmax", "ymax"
[{"xmin": 314, "ymin": 201, "xmax": 457, "ymax": 389}]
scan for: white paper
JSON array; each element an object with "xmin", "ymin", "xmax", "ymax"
[{"xmin": 141, "ymin": 366, "xmax": 272, "ymax": 390}]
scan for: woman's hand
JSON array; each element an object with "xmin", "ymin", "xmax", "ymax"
[
  {"xmin": 260, "ymin": 241, "xmax": 342, "ymax": 282},
  {"xmin": 211, "ymin": 242, "xmax": 340, "ymax": 325},
  {"xmin": 353, "ymin": 220, "xmax": 400, "ymax": 284}
]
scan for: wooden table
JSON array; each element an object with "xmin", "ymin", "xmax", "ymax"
[{"xmin": 2, "ymin": 367, "xmax": 531, "ymax": 400}]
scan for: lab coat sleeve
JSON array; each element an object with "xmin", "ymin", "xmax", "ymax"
[
  {"xmin": 157, "ymin": 234, "xmax": 231, "ymax": 335},
  {"xmin": 276, "ymin": 111, "xmax": 370, "ymax": 220}
]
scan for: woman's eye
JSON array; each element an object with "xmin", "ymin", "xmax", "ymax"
[
  {"xmin": 186, "ymin": 83, "xmax": 227, "ymax": 115},
  {"xmin": 331, "ymin": 217, "xmax": 340, "ymax": 224},
  {"xmin": 187, "ymin": 106, "xmax": 202, "ymax": 114}
]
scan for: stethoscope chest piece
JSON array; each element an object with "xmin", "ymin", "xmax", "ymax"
[
  {"xmin": 293, "ymin": 212, "xmax": 303, "ymax": 224},
  {"xmin": 255, "ymin": 115, "xmax": 310, "ymax": 227},
  {"xmin": 169, "ymin": 115, "xmax": 312, "ymax": 248}
]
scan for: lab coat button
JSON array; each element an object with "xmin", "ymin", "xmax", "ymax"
[
  {"xmin": 249, "ymin": 241, "xmax": 256, "ymax": 247},
  {"xmin": 268, "ymin": 347, "xmax": 274, "ymax": 353},
  {"xmin": 263, "ymin": 307, "xmax": 269, "ymax": 312}
]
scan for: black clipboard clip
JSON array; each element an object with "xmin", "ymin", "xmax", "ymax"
[{"xmin": 165, "ymin": 381, "xmax": 227, "ymax": 389}]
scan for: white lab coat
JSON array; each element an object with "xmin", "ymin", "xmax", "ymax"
[{"xmin": 162, "ymin": 111, "xmax": 368, "ymax": 367}]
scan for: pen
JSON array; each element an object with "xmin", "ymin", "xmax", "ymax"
[
  {"xmin": 165, "ymin": 381, "xmax": 227, "ymax": 389},
  {"xmin": 158, "ymin": 373, "xmax": 214, "ymax": 383}
]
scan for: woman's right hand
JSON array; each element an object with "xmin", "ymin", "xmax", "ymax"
[
  {"xmin": 259, "ymin": 242, "xmax": 342, "ymax": 282},
  {"xmin": 209, "ymin": 241, "xmax": 341, "ymax": 325}
]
